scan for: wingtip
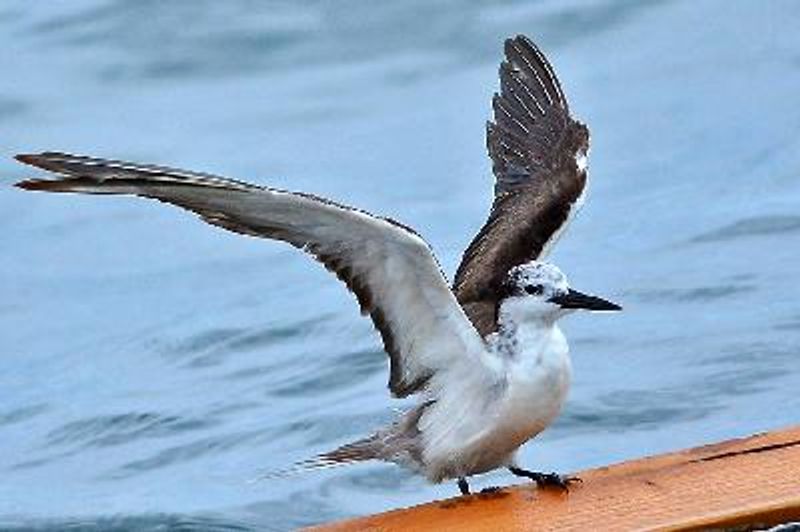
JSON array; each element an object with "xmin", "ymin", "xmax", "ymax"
[
  {"xmin": 14, "ymin": 152, "xmax": 79, "ymax": 191},
  {"xmin": 498, "ymin": 32, "xmax": 570, "ymax": 117},
  {"xmin": 504, "ymin": 34, "xmax": 535, "ymax": 53},
  {"xmin": 513, "ymin": 33, "xmax": 535, "ymax": 47},
  {"xmin": 14, "ymin": 153, "xmax": 37, "ymax": 165},
  {"xmin": 502, "ymin": 37, "xmax": 516, "ymax": 57},
  {"xmin": 14, "ymin": 151, "xmax": 73, "ymax": 168},
  {"xmin": 14, "ymin": 178, "xmax": 55, "ymax": 191},
  {"xmin": 14, "ymin": 153, "xmax": 48, "ymax": 190}
]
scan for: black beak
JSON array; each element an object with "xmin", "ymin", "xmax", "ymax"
[{"xmin": 549, "ymin": 288, "xmax": 621, "ymax": 311}]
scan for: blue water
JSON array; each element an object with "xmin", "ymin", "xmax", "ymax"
[{"xmin": 2, "ymin": 1, "xmax": 800, "ymax": 530}]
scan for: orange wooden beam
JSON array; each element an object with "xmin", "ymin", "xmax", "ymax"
[{"xmin": 310, "ymin": 425, "xmax": 800, "ymax": 531}]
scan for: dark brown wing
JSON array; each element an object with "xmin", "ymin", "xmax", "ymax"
[{"xmin": 453, "ymin": 35, "xmax": 590, "ymax": 336}]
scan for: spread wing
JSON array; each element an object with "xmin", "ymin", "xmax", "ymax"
[
  {"xmin": 15, "ymin": 152, "xmax": 494, "ymax": 398},
  {"xmin": 453, "ymin": 35, "xmax": 590, "ymax": 337}
]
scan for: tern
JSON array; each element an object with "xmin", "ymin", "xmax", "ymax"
[{"xmin": 15, "ymin": 35, "xmax": 620, "ymax": 495}]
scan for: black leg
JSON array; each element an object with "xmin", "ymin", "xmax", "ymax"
[
  {"xmin": 457, "ymin": 477, "xmax": 470, "ymax": 495},
  {"xmin": 508, "ymin": 466, "xmax": 581, "ymax": 491}
]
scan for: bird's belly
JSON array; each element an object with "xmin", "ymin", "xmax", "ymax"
[
  {"xmin": 492, "ymin": 358, "xmax": 571, "ymax": 451},
  {"xmin": 491, "ymin": 325, "xmax": 573, "ymax": 447},
  {"xmin": 423, "ymin": 353, "xmax": 571, "ymax": 480}
]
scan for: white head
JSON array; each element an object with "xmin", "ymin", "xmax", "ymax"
[{"xmin": 500, "ymin": 261, "xmax": 621, "ymax": 323}]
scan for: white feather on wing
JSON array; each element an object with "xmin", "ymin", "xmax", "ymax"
[{"xmin": 15, "ymin": 152, "xmax": 500, "ymax": 398}]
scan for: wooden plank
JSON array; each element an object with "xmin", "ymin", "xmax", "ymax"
[{"xmin": 309, "ymin": 425, "xmax": 800, "ymax": 531}]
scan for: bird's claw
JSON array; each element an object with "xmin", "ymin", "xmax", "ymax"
[
  {"xmin": 533, "ymin": 472, "xmax": 582, "ymax": 491},
  {"xmin": 508, "ymin": 466, "xmax": 581, "ymax": 491}
]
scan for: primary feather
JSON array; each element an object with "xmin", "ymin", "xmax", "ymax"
[
  {"xmin": 16, "ymin": 152, "xmax": 493, "ymax": 399},
  {"xmin": 453, "ymin": 35, "xmax": 590, "ymax": 337}
]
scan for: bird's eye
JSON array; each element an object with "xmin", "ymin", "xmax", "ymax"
[{"xmin": 524, "ymin": 284, "xmax": 543, "ymax": 295}]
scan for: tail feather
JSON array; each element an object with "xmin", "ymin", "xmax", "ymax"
[
  {"xmin": 250, "ymin": 436, "xmax": 380, "ymax": 483},
  {"xmin": 317, "ymin": 436, "xmax": 380, "ymax": 464}
]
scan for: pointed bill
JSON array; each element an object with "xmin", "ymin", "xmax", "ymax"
[{"xmin": 549, "ymin": 288, "xmax": 621, "ymax": 311}]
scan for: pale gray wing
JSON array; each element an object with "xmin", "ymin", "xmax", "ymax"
[
  {"xmin": 15, "ymin": 152, "xmax": 492, "ymax": 398},
  {"xmin": 453, "ymin": 35, "xmax": 590, "ymax": 337}
]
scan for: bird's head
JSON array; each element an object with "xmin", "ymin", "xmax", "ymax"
[{"xmin": 501, "ymin": 261, "xmax": 621, "ymax": 322}]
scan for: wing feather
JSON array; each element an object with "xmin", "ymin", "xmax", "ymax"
[
  {"xmin": 15, "ymin": 152, "xmax": 492, "ymax": 398},
  {"xmin": 453, "ymin": 35, "xmax": 590, "ymax": 337}
]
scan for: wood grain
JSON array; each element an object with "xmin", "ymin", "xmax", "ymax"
[{"xmin": 309, "ymin": 425, "xmax": 800, "ymax": 531}]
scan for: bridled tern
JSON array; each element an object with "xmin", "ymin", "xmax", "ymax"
[{"xmin": 14, "ymin": 35, "xmax": 620, "ymax": 495}]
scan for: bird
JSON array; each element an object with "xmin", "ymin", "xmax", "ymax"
[{"xmin": 14, "ymin": 34, "xmax": 620, "ymax": 496}]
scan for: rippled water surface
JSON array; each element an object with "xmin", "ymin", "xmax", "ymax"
[{"xmin": 2, "ymin": 1, "xmax": 800, "ymax": 530}]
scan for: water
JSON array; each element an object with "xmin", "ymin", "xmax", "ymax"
[{"xmin": 1, "ymin": 1, "xmax": 799, "ymax": 529}]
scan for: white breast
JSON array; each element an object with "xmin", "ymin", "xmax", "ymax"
[
  {"xmin": 499, "ymin": 325, "xmax": 572, "ymax": 442},
  {"xmin": 418, "ymin": 323, "xmax": 572, "ymax": 481}
]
